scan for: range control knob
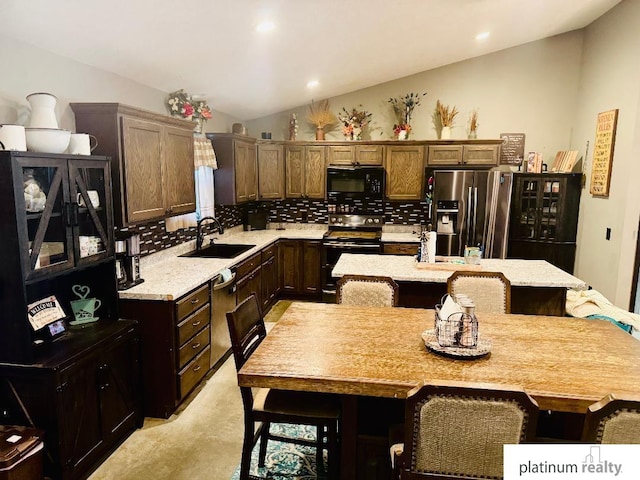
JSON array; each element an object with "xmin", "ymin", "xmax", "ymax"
[{"xmin": 374, "ymin": 218, "xmax": 380, "ymax": 224}]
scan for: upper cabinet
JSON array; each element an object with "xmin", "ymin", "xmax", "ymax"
[
  {"xmin": 285, "ymin": 145, "xmax": 326, "ymax": 199},
  {"xmin": 208, "ymin": 134, "xmax": 258, "ymax": 204},
  {"xmin": 385, "ymin": 144, "xmax": 425, "ymax": 201},
  {"xmin": 427, "ymin": 141, "xmax": 500, "ymax": 167},
  {"xmin": 71, "ymin": 103, "xmax": 196, "ymax": 226},
  {"xmin": 326, "ymin": 144, "xmax": 384, "ymax": 166},
  {"xmin": 257, "ymin": 143, "xmax": 285, "ymax": 200}
]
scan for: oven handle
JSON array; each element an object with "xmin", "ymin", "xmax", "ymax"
[{"xmin": 322, "ymin": 242, "xmax": 381, "ymax": 249}]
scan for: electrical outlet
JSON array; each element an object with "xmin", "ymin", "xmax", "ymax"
[{"xmin": 606, "ymin": 227, "xmax": 611, "ymax": 240}]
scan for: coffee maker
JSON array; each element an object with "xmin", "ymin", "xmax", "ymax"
[{"xmin": 115, "ymin": 232, "xmax": 144, "ymax": 290}]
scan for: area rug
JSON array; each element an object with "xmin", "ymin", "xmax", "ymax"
[{"xmin": 230, "ymin": 423, "xmax": 327, "ymax": 479}]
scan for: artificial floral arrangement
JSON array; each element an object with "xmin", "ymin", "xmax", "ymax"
[
  {"xmin": 307, "ymin": 99, "xmax": 336, "ymax": 140},
  {"xmin": 166, "ymin": 89, "xmax": 213, "ymax": 123},
  {"xmin": 388, "ymin": 92, "xmax": 426, "ymax": 139},
  {"xmin": 436, "ymin": 100, "xmax": 459, "ymax": 127},
  {"xmin": 338, "ymin": 105, "xmax": 372, "ymax": 140}
]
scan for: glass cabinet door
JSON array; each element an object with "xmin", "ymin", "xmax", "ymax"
[
  {"xmin": 539, "ymin": 179, "xmax": 561, "ymax": 240},
  {"xmin": 16, "ymin": 157, "xmax": 73, "ymax": 280},
  {"xmin": 69, "ymin": 159, "xmax": 114, "ymax": 265},
  {"xmin": 516, "ymin": 178, "xmax": 540, "ymax": 239}
]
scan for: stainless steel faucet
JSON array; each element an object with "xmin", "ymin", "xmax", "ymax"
[{"xmin": 196, "ymin": 216, "xmax": 224, "ymax": 250}]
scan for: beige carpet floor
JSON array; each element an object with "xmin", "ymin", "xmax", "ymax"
[{"xmin": 89, "ymin": 300, "xmax": 292, "ymax": 480}]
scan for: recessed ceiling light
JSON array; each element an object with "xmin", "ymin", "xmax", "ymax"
[
  {"xmin": 307, "ymin": 80, "xmax": 319, "ymax": 89},
  {"xmin": 476, "ymin": 31, "xmax": 490, "ymax": 41},
  {"xmin": 255, "ymin": 21, "xmax": 275, "ymax": 33}
]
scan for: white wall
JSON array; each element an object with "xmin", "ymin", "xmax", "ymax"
[
  {"xmin": 247, "ymin": 31, "xmax": 584, "ymax": 165},
  {"xmin": 571, "ymin": 0, "xmax": 640, "ymax": 307},
  {"xmin": 0, "ymin": 34, "xmax": 240, "ymax": 133}
]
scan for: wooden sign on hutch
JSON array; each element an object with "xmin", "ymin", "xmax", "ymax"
[{"xmin": 590, "ymin": 109, "xmax": 618, "ymax": 198}]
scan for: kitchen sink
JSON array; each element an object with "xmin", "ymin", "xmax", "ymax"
[{"xmin": 180, "ymin": 243, "xmax": 255, "ymax": 259}]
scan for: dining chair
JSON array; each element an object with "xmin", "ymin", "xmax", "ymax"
[
  {"xmin": 336, "ymin": 274, "xmax": 399, "ymax": 307},
  {"xmin": 391, "ymin": 381, "xmax": 538, "ymax": 479},
  {"xmin": 226, "ymin": 294, "xmax": 341, "ymax": 480},
  {"xmin": 447, "ymin": 270, "xmax": 512, "ymax": 314},
  {"xmin": 582, "ymin": 393, "xmax": 640, "ymax": 443}
]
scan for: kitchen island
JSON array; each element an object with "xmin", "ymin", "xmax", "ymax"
[{"xmin": 332, "ymin": 254, "xmax": 587, "ymax": 315}]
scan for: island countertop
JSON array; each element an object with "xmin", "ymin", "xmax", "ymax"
[{"xmin": 332, "ymin": 253, "xmax": 587, "ymax": 289}]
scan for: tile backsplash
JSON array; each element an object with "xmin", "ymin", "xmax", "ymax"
[{"xmin": 121, "ymin": 199, "xmax": 429, "ymax": 257}]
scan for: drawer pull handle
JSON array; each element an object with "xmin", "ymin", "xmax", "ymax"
[
  {"xmin": 192, "ymin": 320, "xmax": 201, "ymax": 327},
  {"xmin": 192, "ymin": 342, "xmax": 201, "ymax": 349},
  {"xmin": 193, "ymin": 365, "xmax": 202, "ymax": 372},
  {"xmin": 190, "ymin": 298, "xmax": 200, "ymax": 305}
]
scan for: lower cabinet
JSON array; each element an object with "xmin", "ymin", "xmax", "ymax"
[
  {"xmin": 382, "ymin": 242, "xmax": 419, "ymax": 255},
  {"xmin": 261, "ymin": 243, "xmax": 279, "ymax": 311},
  {"xmin": 235, "ymin": 251, "xmax": 262, "ymax": 306},
  {"xmin": 280, "ymin": 240, "xmax": 322, "ymax": 295},
  {"xmin": 119, "ymin": 283, "xmax": 211, "ymax": 418},
  {"xmin": 0, "ymin": 321, "xmax": 141, "ymax": 480}
]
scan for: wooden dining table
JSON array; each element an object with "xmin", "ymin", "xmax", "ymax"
[{"xmin": 238, "ymin": 302, "xmax": 640, "ymax": 479}]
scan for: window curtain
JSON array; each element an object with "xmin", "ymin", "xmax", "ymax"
[{"xmin": 165, "ymin": 135, "xmax": 218, "ymax": 232}]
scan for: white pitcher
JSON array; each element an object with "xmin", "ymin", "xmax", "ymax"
[{"xmin": 26, "ymin": 92, "xmax": 59, "ymax": 129}]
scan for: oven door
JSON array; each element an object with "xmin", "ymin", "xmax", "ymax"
[{"xmin": 321, "ymin": 241, "xmax": 382, "ymax": 301}]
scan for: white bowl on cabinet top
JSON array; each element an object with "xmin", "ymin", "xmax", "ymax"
[{"xmin": 25, "ymin": 128, "xmax": 71, "ymax": 153}]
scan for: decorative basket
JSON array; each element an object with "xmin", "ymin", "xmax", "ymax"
[{"xmin": 434, "ymin": 304, "xmax": 478, "ymax": 348}]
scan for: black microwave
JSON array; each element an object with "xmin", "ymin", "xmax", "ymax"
[{"xmin": 326, "ymin": 166, "xmax": 385, "ymax": 200}]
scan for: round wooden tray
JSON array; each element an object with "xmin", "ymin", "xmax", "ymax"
[{"xmin": 421, "ymin": 329, "xmax": 491, "ymax": 359}]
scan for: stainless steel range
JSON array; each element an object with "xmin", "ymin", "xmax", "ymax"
[{"xmin": 321, "ymin": 214, "xmax": 384, "ymax": 301}]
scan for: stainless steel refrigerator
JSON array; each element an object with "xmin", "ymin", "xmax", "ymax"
[{"xmin": 433, "ymin": 169, "xmax": 513, "ymax": 258}]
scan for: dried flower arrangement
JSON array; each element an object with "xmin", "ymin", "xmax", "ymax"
[
  {"xmin": 436, "ymin": 100, "xmax": 459, "ymax": 127},
  {"xmin": 167, "ymin": 89, "xmax": 212, "ymax": 122},
  {"xmin": 307, "ymin": 99, "xmax": 336, "ymax": 129},
  {"xmin": 469, "ymin": 109, "xmax": 479, "ymax": 132},
  {"xmin": 338, "ymin": 105, "xmax": 372, "ymax": 140},
  {"xmin": 388, "ymin": 92, "xmax": 426, "ymax": 139}
]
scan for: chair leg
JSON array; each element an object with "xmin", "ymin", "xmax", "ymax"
[
  {"xmin": 258, "ymin": 421, "xmax": 270, "ymax": 467},
  {"xmin": 240, "ymin": 420, "xmax": 255, "ymax": 480}
]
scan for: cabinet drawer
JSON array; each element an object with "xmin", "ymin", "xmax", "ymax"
[
  {"xmin": 176, "ymin": 284, "xmax": 210, "ymax": 320},
  {"xmin": 462, "ymin": 145, "xmax": 499, "ymax": 165},
  {"xmin": 236, "ymin": 252, "xmax": 261, "ymax": 279},
  {"xmin": 383, "ymin": 243, "xmax": 419, "ymax": 255},
  {"xmin": 178, "ymin": 345, "xmax": 210, "ymax": 398},
  {"xmin": 428, "ymin": 145, "xmax": 463, "ymax": 165},
  {"xmin": 178, "ymin": 324, "xmax": 210, "ymax": 369},
  {"xmin": 177, "ymin": 304, "xmax": 210, "ymax": 346},
  {"xmin": 261, "ymin": 243, "xmax": 277, "ymax": 262}
]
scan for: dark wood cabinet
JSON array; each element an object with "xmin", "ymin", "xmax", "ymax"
[
  {"xmin": 279, "ymin": 240, "xmax": 321, "ymax": 295},
  {"xmin": 382, "ymin": 242, "xmax": 419, "ymax": 255},
  {"xmin": 71, "ymin": 103, "xmax": 196, "ymax": 226},
  {"xmin": 260, "ymin": 243, "xmax": 279, "ymax": 310},
  {"xmin": 235, "ymin": 251, "xmax": 262, "ymax": 305},
  {"xmin": 257, "ymin": 143, "xmax": 285, "ymax": 200},
  {"xmin": 208, "ymin": 133, "xmax": 258, "ymax": 204},
  {"xmin": 509, "ymin": 173, "xmax": 582, "ymax": 273}
]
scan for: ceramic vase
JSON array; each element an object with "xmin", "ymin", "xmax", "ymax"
[
  {"xmin": 397, "ymin": 130, "xmax": 408, "ymax": 140},
  {"xmin": 440, "ymin": 126, "xmax": 451, "ymax": 140},
  {"xmin": 468, "ymin": 130, "xmax": 477, "ymax": 140},
  {"xmin": 316, "ymin": 127, "xmax": 325, "ymax": 141}
]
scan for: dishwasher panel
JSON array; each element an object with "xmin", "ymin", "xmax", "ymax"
[{"xmin": 210, "ymin": 272, "xmax": 236, "ymax": 369}]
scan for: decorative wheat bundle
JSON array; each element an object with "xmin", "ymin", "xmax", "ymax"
[
  {"xmin": 307, "ymin": 99, "xmax": 336, "ymax": 129},
  {"xmin": 436, "ymin": 100, "xmax": 459, "ymax": 127}
]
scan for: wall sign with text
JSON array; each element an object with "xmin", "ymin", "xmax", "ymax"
[
  {"xmin": 590, "ymin": 109, "xmax": 618, "ymax": 198},
  {"xmin": 499, "ymin": 133, "xmax": 526, "ymax": 166}
]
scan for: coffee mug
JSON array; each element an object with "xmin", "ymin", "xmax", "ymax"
[
  {"xmin": 77, "ymin": 190, "xmax": 100, "ymax": 208},
  {"xmin": 0, "ymin": 124, "xmax": 27, "ymax": 151},
  {"xmin": 70, "ymin": 297, "xmax": 101, "ymax": 324},
  {"xmin": 68, "ymin": 133, "xmax": 98, "ymax": 155}
]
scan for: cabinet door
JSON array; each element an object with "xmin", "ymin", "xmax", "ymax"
[
  {"xmin": 385, "ymin": 145, "xmax": 425, "ymax": 200},
  {"xmin": 302, "ymin": 241, "xmax": 321, "ymax": 294},
  {"xmin": 257, "ymin": 144, "xmax": 285, "ymax": 200},
  {"xmin": 285, "ymin": 146, "xmax": 305, "ymax": 198},
  {"xmin": 305, "ymin": 146, "xmax": 326, "ymax": 199},
  {"xmin": 327, "ymin": 145, "xmax": 355, "ymax": 165},
  {"xmin": 462, "ymin": 144, "xmax": 499, "ymax": 166},
  {"xmin": 163, "ymin": 126, "xmax": 196, "ymax": 216},
  {"xmin": 121, "ymin": 117, "xmax": 166, "ymax": 223},
  {"xmin": 15, "ymin": 157, "xmax": 74, "ymax": 280},
  {"xmin": 355, "ymin": 145, "xmax": 384, "ymax": 165},
  {"xmin": 246, "ymin": 142, "xmax": 258, "ymax": 202},
  {"xmin": 280, "ymin": 240, "xmax": 301, "ymax": 292},
  {"xmin": 69, "ymin": 159, "xmax": 114, "ymax": 267},
  {"xmin": 236, "ymin": 266, "xmax": 261, "ymax": 305},
  {"xmin": 427, "ymin": 145, "xmax": 463, "ymax": 166},
  {"xmin": 511, "ymin": 175, "xmax": 542, "ymax": 239},
  {"xmin": 261, "ymin": 255, "xmax": 278, "ymax": 310},
  {"xmin": 234, "ymin": 141, "xmax": 249, "ymax": 203}
]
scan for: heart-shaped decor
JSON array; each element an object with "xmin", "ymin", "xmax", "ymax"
[{"xmin": 72, "ymin": 284, "xmax": 90, "ymax": 299}]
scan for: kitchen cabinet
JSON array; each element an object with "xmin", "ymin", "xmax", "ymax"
[
  {"xmin": 427, "ymin": 142, "xmax": 500, "ymax": 167},
  {"xmin": 280, "ymin": 240, "xmax": 322, "ymax": 295},
  {"xmin": 382, "ymin": 242, "xmax": 419, "ymax": 255},
  {"xmin": 71, "ymin": 103, "xmax": 196, "ymax": 226},
  {"xmin": 208, "ymin": 133, "xmax": 258, "ymax": 204},
  {"xmin": 119, "ymin": 283, "xmax": 211, "ymax": 418},
  {"xmin": 257, "ymin": 143, "xmax": 285, "ymax": 200},
  {"xmin": 235, "ymin": 251, "xmax": 262, "ymax": 306},
  {"xmin": 260, "ymin": 243, "xmax": 279, "ymax": 311},
  {"xmin": 327, "ymin": 144, "xmax": 384, "ymax": 166},
  {"xmin": 0, "ymin": 321, "xmax": 141, "ymax": 480},
  {"xmin": 384, "ymin": 145, "xmax": 425, "ymax": 201},
  {"xmin": 285, "ymin": 145, "xmax": 326, "ymax": 199},
  {"xmin": 508, "ymin": 173, "xmax": 582, "ymax": 273}
]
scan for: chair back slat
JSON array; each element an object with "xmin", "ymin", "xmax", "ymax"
[{"xmin": 226, "ymin": 294, "xmax": 267, "ymax": 370}]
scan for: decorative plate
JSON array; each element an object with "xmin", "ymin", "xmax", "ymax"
[{"xmin": 421, "ymin": 329, "xmax": 491, "ymax": 359}]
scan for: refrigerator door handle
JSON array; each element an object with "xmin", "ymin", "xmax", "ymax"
[
  {"xmin": 472, "ymin": 186, "xmax": 478, "ymax": 246},
  {"xmin": 466, "ymin": 186, "xmax": 473, "ymax": 248}
]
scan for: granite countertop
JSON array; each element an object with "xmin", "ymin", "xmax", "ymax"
[
  {"xmin": 119, "ymin": 226, "xmax": 326, "ymax": 302},
  {"xmin": 332, "ymin": 253, "xmax": 588, "ymax": 289}
]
